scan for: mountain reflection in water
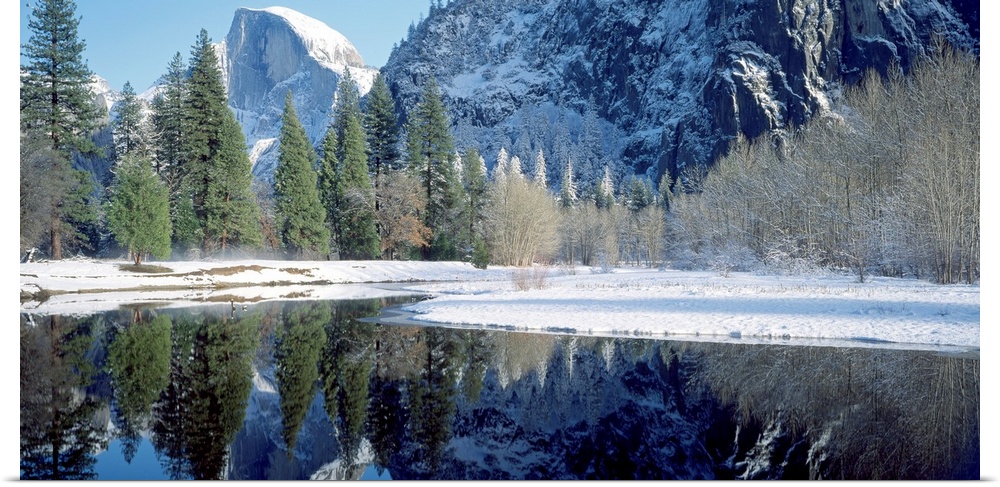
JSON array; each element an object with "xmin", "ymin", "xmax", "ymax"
[{"xmin": 19, "ymin": 298, "xmax": 979, "ymax": 480}]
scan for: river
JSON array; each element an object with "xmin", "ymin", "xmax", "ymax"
[{"xmin": 19, "ymin": 297, "xmax": 979, "ymax": 479}]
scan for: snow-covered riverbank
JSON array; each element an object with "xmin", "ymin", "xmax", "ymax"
[{"xmin": 19, "ymin": 258, "xmax": 979, "ymax": 352}]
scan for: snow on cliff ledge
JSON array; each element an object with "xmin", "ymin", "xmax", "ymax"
[{"xmin": 247, "ymin": 6, "xmax": 368, "ymax": 71}]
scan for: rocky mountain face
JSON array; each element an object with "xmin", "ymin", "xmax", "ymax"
[
  {"xmin": 219, "ymin": 7, "xmax": 379, "ymax": 181},
  {"xmin": 382, "ymin": 0, "xmax": 978, "ymax": 187}
]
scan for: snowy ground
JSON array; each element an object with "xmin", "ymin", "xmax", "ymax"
[{"xmin": 18, "ymin": 258, "xmax": 979, "ymax": 353}]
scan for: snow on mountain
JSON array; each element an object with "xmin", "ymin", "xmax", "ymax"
[
  {"xmin": 220, "ymin": 7, "xmax": 379, "ymax": 181},
  {"xmin": 88, "ymin": 75, "xmax": 120, "ymax": 117},
  {"xmin": 382, "ymin": 0, "xmax": 978, "ymax": 187}
]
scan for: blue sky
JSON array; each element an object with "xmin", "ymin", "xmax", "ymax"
[{"xmin": 18, "ymin": 0, "xmax": 432, "ymax": 91}]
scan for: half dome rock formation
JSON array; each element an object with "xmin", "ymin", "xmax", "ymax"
[{"xmin": 220, "ymin": 7, "xmax": 379, "ymax": 181}]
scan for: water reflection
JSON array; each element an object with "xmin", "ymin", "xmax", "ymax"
[{"xmin": 19, "ymin": 299, "xmax": 980, "ymax": 480}]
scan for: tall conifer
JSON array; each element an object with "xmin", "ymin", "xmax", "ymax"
[
  {"xmin": 20, "ymin": 0, "xmax": 102, "ymax": 259},
  {"xmin": 405, "ymin": 77, "xmax": 461, "ymax": 259},
  {"xmin": 336, "ymin": 114, "xmax": 380, "ymax": 259},
  {"xmin": 274, "ymin": 92, "xmax": 330, "ymax": 259},
  {"xmin": 180, "ymin": 29, "xmax": 260, "ymax": 255},
  {"xmin": 364, "ymin": 73, "xmax": 401, "ymax": 199},
  {"xmin": 151, "ymin": 52, "xmax": 186, "ymax": 184},
  {"xmin": 318, "ymin": 127, "xmax": 340, "ymax": 249},
  {"xmin": 112, "ymin": 81, "xmax": 147, "ymax": 158},
  {"xmin": 204, "ymin": 111, "xmax": 262, "ymax": 254},
  {"xmin": 20, "ymin": 0, "xmax": 101, "ymax": 155}
]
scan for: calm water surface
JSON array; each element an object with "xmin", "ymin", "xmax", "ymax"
[{"xmin": 20, "ymin": 298, "xmax": 979, "ymax": 480}]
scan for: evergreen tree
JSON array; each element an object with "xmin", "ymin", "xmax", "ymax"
[
  {"xmin": 107, "ymin": 313, "xmax": 171, "ymax": 463},
  {"xmin": 20, "ymin": 0, "xmax": 101, "ymax": 155},
  {"xmin": 274, "ymin": 92, "xmax": 330, "ymax": 259},
  {"xmin": 151, "ymin": 53, "xmax": 186, "ymax": 181},
  {"xmin": 151, "ymin": 314, "xmax": 257, "ymax": 479},
  {"xmin": 657, "ymin": 171, "xmax": 672, "ymax": 210},
  {"xmin": 580, "ymin": 98, "xmax": 603, "ymax": 186},
  {"xmin": 461, "ymin": 148, "xmax": 488, "ymax": 266},
  {"xmin": 595, "ymin": 165, "xmax": 615, "ymax": 209},
  {"xmin": 364, "ymin": 73, "xmax": 401, "ymax": 196},
  {"xmin": 150, "ymin": 53, "xmax": 200, "ymax": 249},
  {"xmin": 20, "ymin": 0, "xmax": 103, "ymax": 259},
  {"xmin": 333, "ymin": 76, "xmax": 380, "ymax": 259},
  {"xmin": 180, "ymin": 29, "xmax": 228, "ymax": 252},
  {"xmin": 405, "ymin": 77, "xmax": 461, "ymax": 259},
  {"xmin": 203, "ymin": 111, "xmax": 262, "ymax": 254},
  {"xmin": 21, "ymin": 316, "xmax": 104, "ymax": 479},
  {"xmin": 112, "ymin": 81, "xmax": 148, "ymax": 159},
  {"xmin": 493, "ymin": 147, "xmax": 510, "ymax": 183},
  {"xmin": 509, "ymin": 155, "xmax": 523, "ymax": 179},
  {"xmin": 180, "ymin": 29, "xmax": 261, "ymax": 255},
  {"xmin": 533, "ymin": 149, "xmax": 547, "ymax": 188},
  {"xmin": 559, "ymin": 158, "xmax": 577, "ymax": 208},
  {"xmin": 625, "ymin": 175, "xmax": 654, "ymax": 211},
  {"xmin": 318, "ymin": 127, "xmax": 340, "ymax": 248},
  {"xmin": 107, "ymin": 155, "xmax": 172, "ymax": 265}
]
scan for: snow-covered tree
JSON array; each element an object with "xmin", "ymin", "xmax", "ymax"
[
  {"xmin": 112, "ymin": 81, "xmax": 149, "ymax": 159},
  {"xmin": 494, "ymin": 147, "xmax": 510, "ymax": 183},
  {"xmin": 509, "ymin": 155, "xmax": 523, "ymax": 179},
  {"xmin": 559, "ymin": 157, "xmax": 577, "ymax": 208},
  {"xmin": 533, "ymin": 149, "xmax": 547, "ymax": 188}
]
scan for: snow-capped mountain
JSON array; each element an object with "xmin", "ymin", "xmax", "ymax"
[
  {"xmin": 382, "ymin": 0, "xmax": 978, "ymax": 186},
  {"xmin": 88, "ymin": 75, "xmax": 121, "ymax": 118},
  {"xmin": 219, "ymin": 7, "xmax": 380, "ymax": 181}
]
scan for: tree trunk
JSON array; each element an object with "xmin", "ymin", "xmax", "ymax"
[{"xmin": 50, "ymin": 214, "xmax": 62, "ymax": 260}]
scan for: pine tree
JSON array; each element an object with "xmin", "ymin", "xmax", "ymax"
[
  {"xmin": 180, "ymin": 29, "xmax": 261, "ymax": 255},
  {"xmin": 150, "ymin": 53, "xmax": 197, "ymax": 248},
  {"xmin": 274, "ymin": 92, "xmax": 330, "ymax": 259},
  {"xmin": 106, "ymin": 155, "xmax": 172, "ymax": 265},
  {"xmin": 509, "ymin": 155, "xmax": 523, "ymax": 179},
  {"xmin": 595, "ymin": 164, "xmax": 615, "ymax": 209},
  {"xmin": 560, "ymin": 158, "xmax": 577, "ymax": 208},
  {"xmin": 180, "ymin": 29, "xmax": 228, "ymax": 251},
  {"xmin": 625, "ymin": 175, "xmax": 654, "ymax": 211},
  {"xmin": 203, "ymin": 111, "xmax": 263, "ymax": 254},
  {"xmin": 20, "ymin": 0, "xmax": 103, "ymax": 259},
  {"xmin": 405, "ymin": 77, "xmax": 461, "ymax": 259},
  {"xmin": 333, "ymin": 77, "xmax": 380, "ymax": 259},
  {"xmin": 462, "ymin": 148, "xmax": 489, "ymax": 267},
  {"xmin": 364, "ymin": 73, "xmax": 401, "ymax": 197},
  {"xmin": 494, "ymin": 147, "xmax": 510, "ymax": 183},
  {"xmin": 150, "ymin": 52, "xmax": 186, "ymax": 183},
  {"xmin": 318, "ymin": 127, "xmax": 340, "ymax": 247},
  {"xmin": 112, "ymin": 81, "xmax": 147, "ymax": 158},
  {"xmin": 657, "ymin": 171, "xmax": 672, "ymax": 210},
  {"xmin": 20, "ymin": 0, "xmax": 101, "ymax": 155},
  {"xmin": 533, "ymin": 149, "xmax": 548, "ymax": 188},
  {"xmin": 333, "ymin": 70, "xmax": 362, "ymax": 147}
]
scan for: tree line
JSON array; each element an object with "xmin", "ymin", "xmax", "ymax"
[
  {"xmin": 20, "ymin": 0, "xmax": 978, "ymax": 285},
  {"xmin": 669, "ymin": 42, "xmax": 979, "ymax": 285}
]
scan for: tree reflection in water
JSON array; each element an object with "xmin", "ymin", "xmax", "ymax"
[
  {"xmin": 149, "ymin": 310, "xmax": 257, "ymax": 479},
  {"xmin": 20, "ymin": 300, "xmax": 980, "ymax": 480},
  {"xmin": 20, "ymin": 315, "xmax": 104, "ymax": 480}
]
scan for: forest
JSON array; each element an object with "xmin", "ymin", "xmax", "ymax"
[{"xmin": 20, "ymin": 0, "xmax": 979, "ymax": 285}]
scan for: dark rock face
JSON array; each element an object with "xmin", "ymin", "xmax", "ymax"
[
  {"xmin": 382, "ymin": 0, "xmax": 977, "ymax": 184},
  {"xmin": 220, "ymin": 7, "xmax": 379, "ymax": 181}
]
